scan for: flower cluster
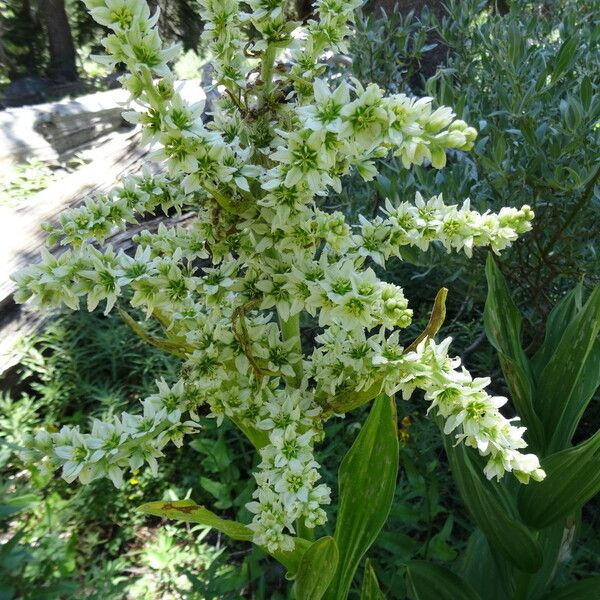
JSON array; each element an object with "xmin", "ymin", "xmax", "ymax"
[
  {"xmin": 15, "ymin": 0, "xmax": 543, "ymax": 552},
  {"xmin": 21, "ymin": 379, "xmax": 200, "ymax": 487}
]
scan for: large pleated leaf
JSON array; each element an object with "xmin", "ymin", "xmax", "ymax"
[
  {"xmin": 444, "ymin": 440, "xmax": 543, "ymax": 573},
  {"xmin": 460, "ymin": 529, "xmax": 513, "ymax": 600},
  {"xmin": 405, "ymin": 561, "xmax": 481, "ymax": 600},
  {"xmin": 323, "ymin": 395, "xmax": 399, "ymax": 600},
  {"xmin": 295, "ymin": 537, "xmax": 339, "ymax": 600},
  {"xmin": 518, "ymin": 430, "xmax": 600, "ymax": 529},
  {"xmin": 530, "ymin": 284, "xmax": 583, "ymax": 376},
  {"xmin": 536, "ymin": 285, "xmax": 600, "ymax": 451},
  {"xmin": 139, "ymin": 499, "xmax": 309, "ymax": 574},
  {"xmin": 484, "ymin": 255, "xmax": 544, "ymax": 450}
]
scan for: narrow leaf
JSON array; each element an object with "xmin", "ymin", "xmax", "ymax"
[
  {"xmin": 518, "ymin": 430, "xmax": 600, "ymax": 529},
  {"xmin": 551, "ymin": 37, "xmax": 578, "ymax": 83},
  {"xmin": 444, "ymin": 440, "xmax": 543, "ymax": 573},
  {"xmin": 118, "ymin": 308, "xmax": 193, "ymax": 358},
  {"xmin": 537, "ymin": 286, "xmax": 600, "ymax": 451},
  {"xmin": 405, "ymin": 287, "xmax": 448, "ymax": 352},
  {"xmin": 405, "ymin": 561, "xmax": 481, "ymax": 600},
  {"xmin": 138, "ymin": 499, "xmax": 309, "ymax": 574},
  {"xmin": 324, "ymin": 395, "xmax": 399, "ymax": 600},
  {"xmin": 530, "ymin": 285, "xmax": 583, "ymax": 376},
  {"xmin": 484, "ymin": 255, "xmax": 544, "ymax": 450},
  {"xmin": 361, "ymin": 559, "xmax": 386, "ymax": 600},
  {"xmin": 295, "ymin": 537, "xmax": 339, "ymax": 600}
]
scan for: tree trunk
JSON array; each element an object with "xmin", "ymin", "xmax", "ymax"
[
  {"xmin": 296, "ymin": 0, "xmax": 313, "ymax": 20},
  {"xmin": 38, "ymin": 0, "xmax": 78, "ymax": 82}
]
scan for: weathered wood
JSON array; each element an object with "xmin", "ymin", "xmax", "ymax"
[
  {"xmin": 0, "ymin": 212, "xmax": 194, "ymax": 375},
  {"xmin": 0, "ymin": 87, "xmax": 132, "ymax": 170},
  {"xmin": 0, "ymin": 79, "xmax": 207, "ymax": 373},
  {"xmin": 0, "ymin": 127, "xmax": 148, "ymax": 308},
  {"xmin": 0, "ymin": 78, "xmax": 206, "ymax": 172}
]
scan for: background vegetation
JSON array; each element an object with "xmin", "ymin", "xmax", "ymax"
[{"xmin": 1, "ymin": 0, "xmax": 599, "ymax": 598}]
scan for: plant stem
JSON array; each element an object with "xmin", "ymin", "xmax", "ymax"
[
  {"xmin": 296, "ymin": 516, "xmax": 315, "ymax": 541},
  {"xmin": 279, "ymin": 311, "xmax": 304, "ymax": 387},
  {"xmin": 260, "ymin": 45, "xmax": 277, "ymax": 101}
]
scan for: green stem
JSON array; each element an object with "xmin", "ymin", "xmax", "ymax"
[
  {"xmin": 260, "ymin": 45, "xmax": 277, "ymax": 100},
  {"xmin": 296, "ymin": 516, "xmax": 315, "ymax": 541},
  {"xmin": 203, "ymin": 183, "xmax": 252, "ymax": 215},
  {"xmin": 139, "ymin": 69, "xmax": 163, "ymax": 108},
  {"xmin": 279, "ymin": 311, "xmax": 304, "ymax": 387}
]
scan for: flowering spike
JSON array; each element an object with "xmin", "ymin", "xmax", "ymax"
[{"xmin": 13, "ymin": 0, "xmax": 543, "ymax": 553}]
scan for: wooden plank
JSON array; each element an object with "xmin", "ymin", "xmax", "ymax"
[
  {"xmin": 0, "ymin": 127, "xmax": 148, "ymax": 307},
  {"xmin": 0, "ymin": 79, "xmax": 207, "ymax": 373}
]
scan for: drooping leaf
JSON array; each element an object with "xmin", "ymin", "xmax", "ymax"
[
  {"xmin": 539, "ymin": 577, "xmax": 600, "ymax": 600},
  {"xmin": 536, "ymin": 285, "xmax": 600, "ymax": 451},
  {"xmin": 138, "ymin": 499, "xmax": 309, "ymax": 574},
  {"xmin": 139, "ymin": 499, "xmax": 253, "ymax": 540},
  {"xmin": 323, "ymin": 395, "xmax": 399, "ymax": 600},
  {"xmin": 405, "ymin": 561, "xmax": 481, "ymax": 600},
  {"xmin": 405, "ymin": 287, "xmax": 448, "ymax": 353},
  {"xmin": 360, "ymin": 559, "xmax": 386, "ymax": 600},
  {"xmin": 518, "ymin": 430, "xmax": 600, "ymax": 529},
  {"xmin": 444, "ymin": 440, "xmax": 543, "ymax": 573},
  {"xmin": 295, "ymin": 537, "xmax": 339, "ymax": 600},
  {"xmin": 484, "ymin": 255, "xmax": 544, "ymax": 450}
]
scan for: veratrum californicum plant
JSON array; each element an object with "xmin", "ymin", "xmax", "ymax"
[{"xmin": 14, "ymin": 0, "xmax": 545, "ymax": 553}]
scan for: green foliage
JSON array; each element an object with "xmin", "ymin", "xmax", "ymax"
[
  {"xmin": 295, "ymin": 537, "xmax": 339, "ymax": 600},
  {"xmin": 0, "ymin": 310, "xmax": 286, "ymax": 598},
  {"xmin": 350, "ymin": 7, "xmax": 438, "ymax": 94},
  {"xmin": 405, "ymin": 561, "xmax": 480, "ymax": 600},
  {"xmin": 324, "ymin": 396, "xmax": 399, "ymax": 600},
  {"xmin": 428, "ymin": 257, "xmax": 600, "ymax": 600},
  {"xmin": 427, "ymin": 0, "xmax": 600, "ymax": 322}
]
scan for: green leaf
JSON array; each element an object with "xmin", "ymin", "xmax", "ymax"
[
  {"xmin": 537, "ymin": 286, "xmax": 600, "ymax": 450},
  {"xmin": 139, "ymin": 499, "xmax": 253, "ymax": 541},
  {"xmin": 295, "ymin": 537, "xmax": 339, "ymax": 600},
  {"xmin": 138, "ymin": 499, "xmax": 309, "ymax": 575},
  {"xmin": 361, "ymin": 560, "xmax": 386, "ymax": 600},
  {"xmin": 530, "ymin": 285, "xmax": 583, "ymax": 376},
  {"xmin": 460, "ymin": 530, "xmax": 512, "ymax": 600},
  {"xmin": 580, "ymin": 75, "xmax": 593, "ymax": 111},
  {"xmin": 199, "ymin": 476, "xmax": 233, "ymax": 509},
  {"xmin": 405, "ymin": 561, "xmax": 480, "ymax": 600},
  {"xmin": 324, "ymin": 395, "xmax": 399, "ymax": 600},
  {"xmin": 539, "ymin": 577, "xmax": 600, "ymax": 600},
  {"xmin": 518, "ymin": 430, "xmax": 600, "ymax": 529},
  {"xmin": 444, "ymin": 441, "xmax": 543, "ymax": 573},
  {"xmin": 484, "ymin": 255, "xmax": 527, "ymax": 371},
  {"xmin": 484, "ymin": 255, "xmax": 544, "ymax": 450},
  {"xmin": 551, "ymin": 37, "xmax": 578, "ymax": 83}
]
